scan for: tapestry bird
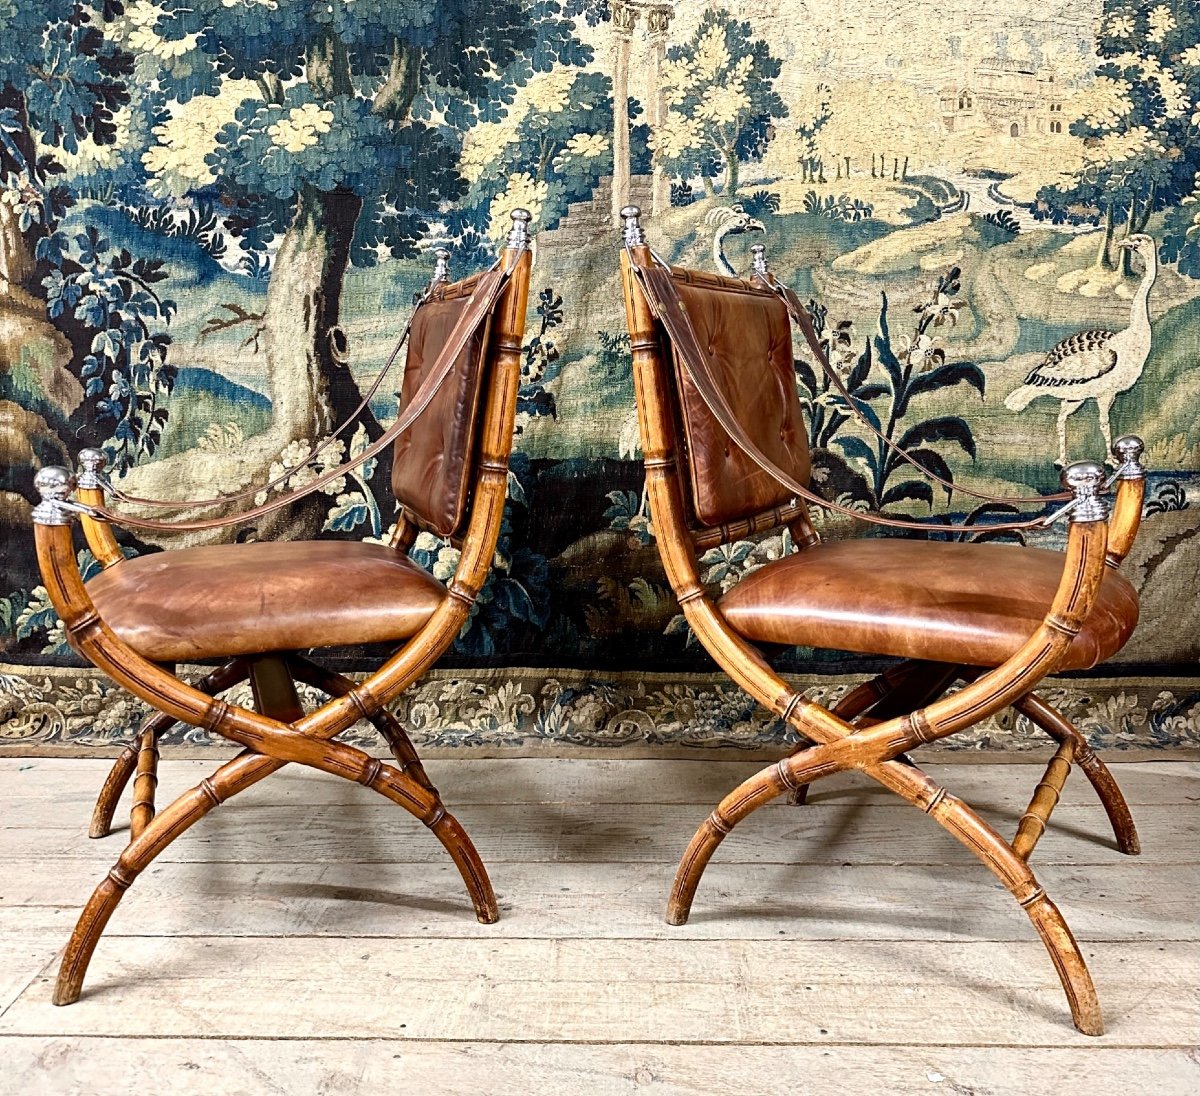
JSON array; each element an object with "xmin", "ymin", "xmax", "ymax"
[
  {"xmin": 1004, "ymin": 233, "xmax": 1158, "ymax": 466},
  {"xmin": 705, "ymin": 204, "xmax": 766, "ymax": 276}
]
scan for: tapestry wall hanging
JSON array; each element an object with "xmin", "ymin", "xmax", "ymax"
[{"xmin": 1, "ymin": 0, "xmax": 1197, "ymax": 753}]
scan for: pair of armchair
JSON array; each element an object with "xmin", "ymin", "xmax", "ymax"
[{"xmin": 29, "ymin": 207, "xmax": 1146, "ymax": 1034}]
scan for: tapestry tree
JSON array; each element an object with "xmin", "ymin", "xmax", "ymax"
[
  {"xmin": 146, "ymin": 0, "xmax": 592, "ymax": 459},
  {"xmin": 458, "ymin": 66, "xmax": 649, "ymax": 239},
  {"xmin": 0, "ymin": 4, "xmax": 183, "ymax": 480},
  {"xmin": 653, "ymin": 8, "xmax": 786, "ymax": 197},
  {"xmin": 1036, "ymin": 1, "xmax": 1200, "ymax": 274}
]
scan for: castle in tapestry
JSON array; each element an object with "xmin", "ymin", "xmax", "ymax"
[{"xmin": 939, "ymin": 59, "xmax": 1068, "ymax": 137}]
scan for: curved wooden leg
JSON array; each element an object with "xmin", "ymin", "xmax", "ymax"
[
  {"xmin": 875, "ymin": 761, "xmax": 1103, "ymax": 1036},
  {"xmin": 280, "ymin": 745, "xmax": 498, "ymax": 927},
  {"xmin": 1017, "ymin": 692, "xmax": 1140, "ymax": 855},
  {"xmin": 668, "ymin": 745, "xmax": 846, "ymax": 926},
  {"xmin": 129, "ymin": 723, "xmax": 160, "ymax": 840},
  {"xmin": 58, "ymin": 769, "xmax": 238, "ymax": 1004},
  {"xmin": 88, "ymin": 660, "xmax": 248, "ymax": 840},
  {"xmin": 57, "ymin": 737, "xmax": 497, "ymax": 1004},
  {"xmin": 252, "ymin": 657, "xmax": 491, "ymax": 918},
  {"xmin": 288, "ymin": 656, "xmax": 434, "ymax": 791},
  {"xmin": 1012, "ymin": 738, "xmax": 1075, "ymax": 860},
  {"xmin": 371, "ymin": 707, "xmax": 434, "ymax": 791},
  {"xmin": 88, "ymin": 745, "xmax": 138, "ymax": 840}
]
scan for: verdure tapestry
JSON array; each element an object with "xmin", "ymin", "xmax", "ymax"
[{"xmin": 1, "ymin": 0, "xmax": 1197, "ymax": 754}]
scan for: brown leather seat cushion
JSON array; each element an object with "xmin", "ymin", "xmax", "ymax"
[
  {"xmin": 87, "ymin": 541, "xmax": 446, "ymax": 663},
  {"xmin": 719, "ymin": 539, "xmax": 1138, "ymax": 670}
]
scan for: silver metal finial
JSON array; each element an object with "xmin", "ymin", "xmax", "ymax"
[
  {"xmin": 32, "ymin": 466, "xmax": 78, "ymax": 526},
  {"xmin": 750, "ymin": 243, "xmax": 768, "ymax": 279},
  {"xmin": 620, "ymin": 205, "xmax": 645, "ymax": 247},
  {"xmin": 1112, "ymin": 435, "xmax": 1146, "ymax": 480},
  {"xmin": 507, "ymin": 208, "xmax": 532, "ymax": 250},
  {"xmin": 77, "ymin": 448, "xmax": 107, "ymax": 490},
  {"xmin": 1061, "ymin": 460, "xmax": 1108, "ymax": 523},
  {"xmin": 431, "ymin": 248, "xmax": 451, "ymax": 285}
]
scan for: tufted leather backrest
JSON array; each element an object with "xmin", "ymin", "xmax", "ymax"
[
  {"xmin": 391, "ymin": 278, "xmax": 491, "ymax": 538},
  {"xmin": 667, "ymin": 270, "xmax": 810, "ymax": 527}
]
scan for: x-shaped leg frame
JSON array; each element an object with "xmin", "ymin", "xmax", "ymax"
[
  {"xmin": 88, "ymin": 655, "xmax": 447, "ymax": 841},
  {"xmin": 782, "ymin": 662, "xmax": 1139, "ymax": 858},
  {"xmin": 666, "ymin": 670, "xmax": 1105, "ymax": 1035},
  {"xmin": 56, "ymin": 653, "xmax": 497, "ymax": 1006},
  {"xmin": 35, "ymin": 519, "xmax": 503, "ymax": 1007},
  {"xmin": 662, "ymin": 519, "xmax": 1115, "ymax": 1036}
]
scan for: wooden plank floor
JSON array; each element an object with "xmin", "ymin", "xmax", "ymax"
[{"xmin": 1, "ymin": 758, "xmax": 1197, "ymax": 1095}]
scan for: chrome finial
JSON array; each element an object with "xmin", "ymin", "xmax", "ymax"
[
  {"xmin": 77, "ymin": 448, "xmax": 107, "ymax": 490},
  {"xmin": 620, "ymin": 205, "xmax": 646, "ymax": 248},
  {"xmin": 1112, "ymin": 435, "xmax": 1146, "ymax": 480},
  {"xmin": 32, "ymin": 466, "xmax": 78, "ymax": 526},
  {"xmin": 431, "ymin": 247, "xmax": 451, "ymax": 285},
  {"xmin": 750, "ymin": 243, "xmax": 769, "ymax": 279},
  {"xmin": 507, "ymin": 208, "xmax": 532, "ymax": 250},
  {"xmin": 1061, "ymin": 460, "xmax": 1108, "ymax": 524}
]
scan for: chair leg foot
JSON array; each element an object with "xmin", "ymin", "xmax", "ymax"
[
  {"xmin": 57, "ymin": 774, "xmax": 230, "ymax": 1004},
  {"xmin": 54, "ymin": 870, "xmax": 129, "ymax": 1005},
  {"xmin": 1075, "ymin": 747, "xmax": 1140, "ymax": 856},
  {"xmin": 668, "ymin": 748, "xmax": 837, "ymax": 926},
  {"xmin": 88, "ymin": 746, "xmax": 137, "ymax": 839},
  {"xmin": 1024, "ymin": 888, "xmax": 1104, "ymax": 1036},
  {"xmin": 1017, "ymin": 692, "xmax": 1140, "ymax": 856},
  {"xmin": 667, "ymin": 813, "xmax": 731, "ymax": 926},
  {"xmin": 429, "ymin": 810, "xmax": 499, "ymax": 924},
  {"xmin": 356, "ymin": 761, "xmax": 498, "ymax": 925},
  {"xmin": 879, "ymin": 762, "xmax": 1104, "ymax": 1036}
]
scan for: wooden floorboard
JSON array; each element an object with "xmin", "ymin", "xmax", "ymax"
[
  {"xmin": 3, "ymin": 938, "xmax": 1198, "ymax": 1045},
  {"xmin": 2, "ymin": 757, "xmax": 1195, "ymax": 806},
  {"xmin": 0, "ymin": 758, "xmax": 1196, "ymax": 1091},
  {"xmin": 5, "ymin": 801, "xmax": 1194, "ymax": 866},
  {"xmin": 2, "ymin": 1040, "xmax": 1197, "ymax": 1096},
  {"xmin": 2, "ymin": 860, "xmax": 1197, "ymax": 943},
  {"xmin": 0, "ymin": 938, "xmax": 59, "ymax": 1016}
]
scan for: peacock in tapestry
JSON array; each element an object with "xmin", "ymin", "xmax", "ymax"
[
  {"xmin": 1005, "ymin": 234, "xmax": 1158, "ymax": 466},
  {"xmin": 705, "ymin": 205, "xmax": 766, "ymax": 276}
]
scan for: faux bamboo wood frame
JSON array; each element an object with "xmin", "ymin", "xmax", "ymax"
[
  {"xmin": 31, "ymin": 226, "xmax": 533, "ymax": 1006},
  {"xmin": 618, "ymin": 221, "xmax": 1147, "ymax": 1036}
]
